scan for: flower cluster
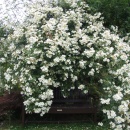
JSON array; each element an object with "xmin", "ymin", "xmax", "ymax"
[
  {"xmin": 100, "ymin": 64, "xmax": 130, "ymax": 129},
  {"xmin": 0, "ymin": 0, "xmax": 130, "ymax": 129}
]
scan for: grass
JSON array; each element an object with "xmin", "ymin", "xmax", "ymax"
[
  {"xmin": 0, "ymin": 121, "xmax": 110, "ymax": 130},
  {"xmin": 0, "ymin": 113, "xmax": 109, "ymax": 130}
]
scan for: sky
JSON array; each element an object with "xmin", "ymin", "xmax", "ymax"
[
  {"xmin": 0, "ymin": 0, "xmax": 28, "ymax": 25},
  {"xmin": 0, "ymin": 0, "xmax": 63, "ymax": 26},
  {"xmin": 0, "ymin": 0, "xmax": 4, "ymax": 5},
  {"xmin": 0, "ymin": 0, "xmax": 54, "ymax": 25}
]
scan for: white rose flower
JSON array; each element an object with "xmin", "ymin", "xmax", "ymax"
[
  {"xmin": 78, "ymin": 84, "xmax": 85, "ymax": 90},
  {"xmin": 0, "ymin": 58, "xmax": 6, "ymax": 63},
  {"xmin": 100, "ymin": 98, "xmax": 110, "ymax": 105},
  {"xmin": 98, "ymin": 122, "xmax": 103, "ymax": 126},
  {"xmin": 113, "ymin": 92, "xmax": 123, "ymax": 102}
]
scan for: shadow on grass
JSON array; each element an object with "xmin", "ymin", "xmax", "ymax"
[
  {"xmin": 0, "ymin": 111, "xmax": 108, "ymax": 130},
  {"xmin": 0, "ymin": 120, "xmax": 109, "ymax": 130}
]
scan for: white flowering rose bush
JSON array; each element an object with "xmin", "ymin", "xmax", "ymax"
[
  {"xmin": 0, "ymin": 26, "xmax": 13, "ymax": 94},
  {"xmin": 0, "ymin": 0, "xmax": 130, "ymax": 129}
]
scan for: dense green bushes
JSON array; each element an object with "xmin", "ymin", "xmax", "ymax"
[{"xmin": 87, "ymin": 0, "xmax": 130, "ymax": 34}]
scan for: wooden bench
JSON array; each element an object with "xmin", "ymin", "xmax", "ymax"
[{"xmin": 22, "ymin": 88, "xmax": 99, "ymax": 126}]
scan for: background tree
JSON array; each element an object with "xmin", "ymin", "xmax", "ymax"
[{"xmin": 87, "ymin": 0, "xmax": 130, "ymax": 35}]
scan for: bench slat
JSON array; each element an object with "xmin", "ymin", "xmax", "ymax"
[{"xmin": 49, "ymin": 106, "xmax": 97, "ymax": 114}]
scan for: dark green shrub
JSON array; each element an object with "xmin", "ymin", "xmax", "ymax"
[{"xmin": 87, "ymin": 0, "xmax": 130, "ymax": 34}]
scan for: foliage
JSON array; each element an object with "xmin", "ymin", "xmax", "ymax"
[
  {"xmin": 0, "ymin": 25, "xmax": 13, "ymax": 95},
  {"xmin": 0, "ymin": 0, "xmax": 130, "ymax": 129},
  {"xmin": 87, "ymin": 0, "xmax": 130, "ymax": 34}
]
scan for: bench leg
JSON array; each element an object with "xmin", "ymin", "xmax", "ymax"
[
  {"xmin": 21, "ymin": 104, "xmax": 25, "ymax": 127},
  {"xmin": 93, "ymin": 112, "xmax": 97, "ymax": 123}
]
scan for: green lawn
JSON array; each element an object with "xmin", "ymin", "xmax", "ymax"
[
  {"xmin": 0, "ymin": 113, "xmax": 109, "ymax": 130},
  {"xmin": 0, "ymin": 121, "xmax": 110, "ymax": 130}
]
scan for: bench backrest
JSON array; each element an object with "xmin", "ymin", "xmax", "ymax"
[{"xmin": 53, "ymin": 88, "xmax": 91, "ymax": 105}]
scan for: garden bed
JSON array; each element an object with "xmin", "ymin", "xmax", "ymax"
[{"xmin": 0, "ymin": 91, "xmax": 23, "ymax": 116}]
